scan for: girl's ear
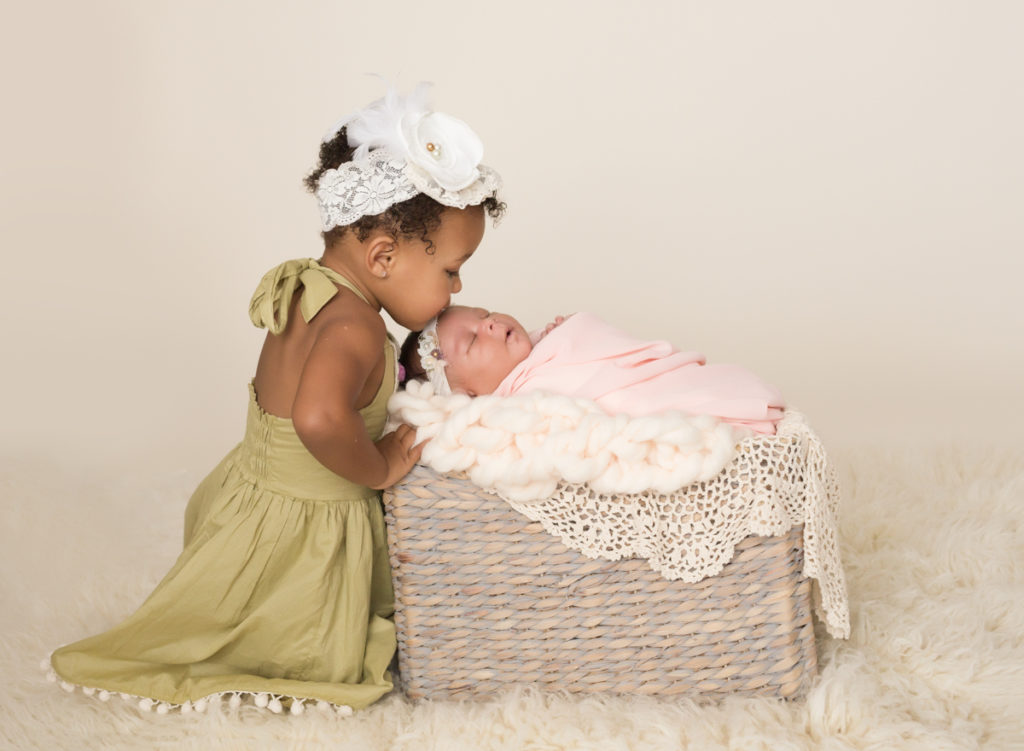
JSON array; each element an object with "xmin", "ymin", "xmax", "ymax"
[{"xmin": 365, "ymin": 233, "xmax": 397, "ymax": 279}]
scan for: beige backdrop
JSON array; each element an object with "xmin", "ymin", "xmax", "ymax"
[{"xmin": 2, "ymin": 1, "xmax": 1022, "ymax": 475}]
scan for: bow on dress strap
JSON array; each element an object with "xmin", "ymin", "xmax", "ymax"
[{"xmin": 249, "ymin": 259, "xmax": 369, "ymax": 334}]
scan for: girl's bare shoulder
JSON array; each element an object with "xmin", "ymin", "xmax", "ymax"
[
  {"xmin": 308, "ymin": 288, "xmax": 386, "ymax": 355},
  {"xmin": 295, "ymin": 288, "xmax": 389, "ymax": 414}
]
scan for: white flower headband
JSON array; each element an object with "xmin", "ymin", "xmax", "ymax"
[
  {"xmin": 317, "ymin": 83, "xmax": 502, "ymax": 230},
  {"xmin": 417, "ymin": 317, "xmax": 451, "ymax": 395}
]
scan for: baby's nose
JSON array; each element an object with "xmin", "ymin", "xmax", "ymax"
[{"xmin": 484, "ymin": 317, "xmax": 506, "ymax": 336}]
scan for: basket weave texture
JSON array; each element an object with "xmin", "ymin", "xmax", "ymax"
[{"xmin": 384, "ymin": 465, "xmax": 818, "ymax": 700}]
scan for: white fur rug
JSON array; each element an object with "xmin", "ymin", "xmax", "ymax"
[{"xmin": 1, "ymin": 446, "xmax": 1022, "ymax": 751}]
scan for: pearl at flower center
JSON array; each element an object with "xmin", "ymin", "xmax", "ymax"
[{"xmin": 426, "ymin": 142, "xmax": 442, "ymax": 159}]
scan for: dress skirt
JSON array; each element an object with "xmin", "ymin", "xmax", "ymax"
[{"xmin": 51, "ymin": 383, "xmax": 397, "ymax": 710}]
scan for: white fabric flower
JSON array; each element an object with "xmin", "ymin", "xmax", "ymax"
[
  {"xmin": 399, "ymin": 111, "xmax": 484, "ymax": 192},
  {"xmin": 317, "ymin": 83, "xmax": 501, "ymax": 229}
]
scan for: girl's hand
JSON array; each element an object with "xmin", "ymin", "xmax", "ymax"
[{"xmin": 371, "ymin": 423, "xmax": 426, "ymax": 489}]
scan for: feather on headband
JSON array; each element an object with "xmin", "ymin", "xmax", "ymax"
[{"xmin": 316, "ymin": 83, "xmax": 501, "ymax": 230}]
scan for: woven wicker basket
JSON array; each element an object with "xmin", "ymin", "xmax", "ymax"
[{"xmin": 384, "ymin": 464, "xmax": 818, "ymax": 700}]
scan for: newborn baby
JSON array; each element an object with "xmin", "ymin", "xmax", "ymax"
[{"xmin": 402, "ymin": 306, "xmax": 785, "ymax": 434}]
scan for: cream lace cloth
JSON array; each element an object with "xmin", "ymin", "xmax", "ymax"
[{"xmin": 389, "ymin": 382, "xmax": 849, "ymax": 638}]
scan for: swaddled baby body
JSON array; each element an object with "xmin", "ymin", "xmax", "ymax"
[{"xmin": 402, "ymin": 305, "xmax": 785, "ymax": 435}]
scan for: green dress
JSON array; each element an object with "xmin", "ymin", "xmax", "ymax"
[{"xmin": 50, "ymin": 259, "xmax": 398, "ymax": 713}]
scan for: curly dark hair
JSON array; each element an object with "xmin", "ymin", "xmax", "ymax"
[
  {"xmin": 398, "ymin": 328, "xmax": 426, "ymax": 386},
  {"xmin": 304, "ymin": 126, "xmax": 506, "ymax": 252}
]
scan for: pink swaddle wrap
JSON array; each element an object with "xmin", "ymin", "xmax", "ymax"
[{"xmin": 493, "ymin": 313, "xmax": 785, "ymax": 434}]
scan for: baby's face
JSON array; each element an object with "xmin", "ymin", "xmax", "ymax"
[{"xmin": 437, "ymin": 306, "xmax": 533, "ymax": 396}]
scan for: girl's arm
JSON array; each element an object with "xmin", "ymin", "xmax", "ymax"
[{"xmin": 292, "ymin": 313, "xmax": 422, "ymax": 489}]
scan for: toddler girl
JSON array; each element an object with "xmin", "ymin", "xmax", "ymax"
[
  {"xmin": 49, "ymin": 84, "xmax": 504, "ymax": 714},
  {"xmin": 402, "ymin": 306, "xmax": 784, "ymax": 434}
]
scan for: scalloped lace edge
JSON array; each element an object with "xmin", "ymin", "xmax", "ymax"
[{"xmin": 43, "ymin": 659, "xmax": 355, "ymax": 716}]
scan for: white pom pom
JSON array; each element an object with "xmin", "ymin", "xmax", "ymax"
[
  {"xmin": 289, "ymin": 700, "xmax": 304, "ymax": 716},
  {"xmin": 40, "ymin": 658, "xmax": 51, "ymax": 671},
  {"xmin": 316, "ymin": 700, "xmax": 331, "ymax": 712},
  {"xmin": 46, "ymin": 671, "xmax": 57, "ymax": 683},
  {"xmin": 194, "ymin": 699, "xmax": 208, "ymax": 713},
  {"xmin": 138, "ymin": 698, "xmax": 154, "ymax": 711},
  {"xmin": 98, "ymin": 690, "xmax": 110, "ymax": 702},
  {"xmin": 156, "ymin": 703, "xmax": 170, "ymax": 715},
  {"xmin": 60, "ymin": 681, "xmax": 75, "ymax": 693},
  {"xmin": 82, "ymin": 686, "xmax": 96, "ymax": 696},
  {"xmin": 268, "ymin": 697, "xmax": 283, "ymax": 714},
  {"xmin": 208, "ymin": 694, "xmax": 223, "ymax": 708},
  {"xmin": 228, "ymin": 693, "xmax": 242, "ymax": 709},
  {"xmin": 254, "ymin": 693, "xmax": 269, "ymax": 708},
  {"xmin": 181, "ymin": 701, "xmax": 193, "ymax": 714},
  {"xmin": 336, "ymin": 704, "xmax": 354, "ymax": 717}
]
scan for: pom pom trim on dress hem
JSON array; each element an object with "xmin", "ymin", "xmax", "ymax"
[{"xmin": 43, "ymin": 658, "xmax": 355, "ymax": 717}]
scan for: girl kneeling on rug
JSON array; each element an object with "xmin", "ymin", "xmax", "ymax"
[{"xmin": 49, "ymin": 85, "xmax": 504, "ymax": 714}]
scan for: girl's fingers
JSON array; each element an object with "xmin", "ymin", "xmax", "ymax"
[
  {"xmin": 394, "ymin": 423, "xmax": 420, "ymax": 451},
  {"xmin": 409, "ymin": 441, "xmax": 425, "ymax": 463}
]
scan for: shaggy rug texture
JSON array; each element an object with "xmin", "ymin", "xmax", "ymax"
[{"xmin": 1, "ymin": 446, "xmax": 1022, "ymax": 751}]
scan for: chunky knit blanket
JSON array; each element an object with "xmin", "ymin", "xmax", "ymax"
[{"xmin": 388, "ymin": 381, "xmax": 849, "ymax": 638}]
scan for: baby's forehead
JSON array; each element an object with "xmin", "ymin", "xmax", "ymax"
[
  {"xmin": 439, "ymin": 306, "xmax": 487, "ymax": 330},
  {"xmin": 444, "ymin": 305, "xmax": 487, "ymax": 319},
  {"xmin": 437, "ymin": 306, "xmax": 484, "ymax": 349}
]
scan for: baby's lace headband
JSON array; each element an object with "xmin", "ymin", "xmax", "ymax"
[
  {"xmin": 417, "ymin": 317, "xmax": 451, "ymax": 396},
  {"xmin": 317, "ymin": 83, "xmax": 502, "ymax": 230}
]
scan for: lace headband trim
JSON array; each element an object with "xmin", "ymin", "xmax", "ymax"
[
  {"xmin": 316, "ymin": 83, "xmax": 502, "ymax": 230},
  {"xmin": 416, "ymin": 317, "xmax": 451, "ymax": 395}
]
